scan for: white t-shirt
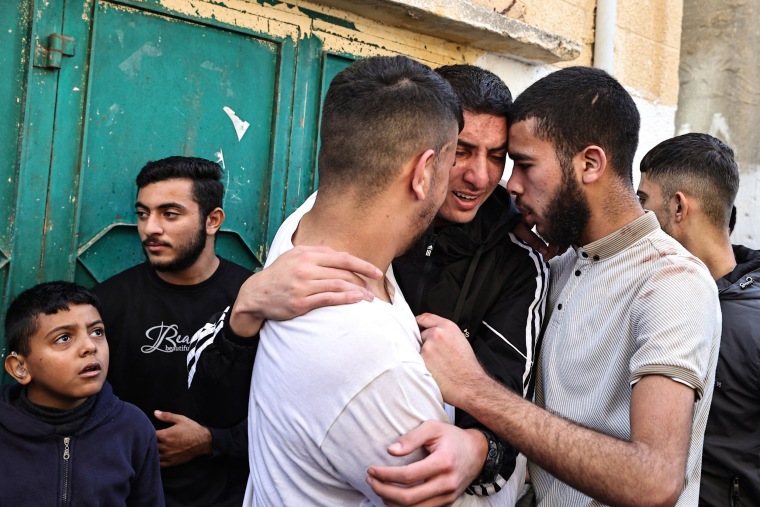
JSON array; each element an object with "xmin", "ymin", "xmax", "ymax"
[{"xmin": 245, "ymin": 193, "xmax": 522, "ymax": 506}]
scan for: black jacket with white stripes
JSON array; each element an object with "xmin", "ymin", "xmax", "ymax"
[{"xmin": 393, "ymin": 184, "xmax": 548, "ymax": 495}]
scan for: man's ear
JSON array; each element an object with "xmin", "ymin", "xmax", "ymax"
[
  {"xmin": 411, "ymin": 149, "xmax": 437, "ymax": 201},
  {"xmin": 575, "ymin": 145, "xmax": 608, "ymax": 184},
  {"xmin": 672, "ymin": 191, "xmax": 689, "ymax": 224},
  {"xmin": 5, "ymin": 353, "xmax": 31, "ymax": 385},
  {"xmin": 205, "ymin": 208, "xmax": 225, "ymax": 236}
]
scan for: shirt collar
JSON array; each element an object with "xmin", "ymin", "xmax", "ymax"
[{"xmin": 574, "ymin": 211, "xmax": 660, "ymax": 261}]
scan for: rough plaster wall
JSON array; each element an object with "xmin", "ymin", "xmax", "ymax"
[
  {"xmin": 633, "ymin": 95, "xmax": 678, "ymax": 190},
  {"xmin": 677, "ymin": 0, "xmax": 760, "ymax": 247},
  {"xmin": 470, "ymin": 0, "xmax": 596, "ymax": 66},
  {"xmin": 470, "ymin": 0, "xmax": 681, "ymax": 105},
  {"xmin": 160, "ymin": 0, "xmax": 481, "ymax": 67},
  {"xmin": 616, "ymin": 0, "xmax": 682, "ymax": 105}
]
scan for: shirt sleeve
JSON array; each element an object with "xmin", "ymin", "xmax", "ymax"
[
  {"xmin": 320, "ymin": 362, "xmax": 516, "ymax": 506},
  {"xmin": 630, "ymin": 259, "xmax": 721, "ymax": 399},
  {"xmin": 209, "ymin": 418, "xmax": 248, "ymax": 459},
  {"xmin": 186, "ymin": 307, "xmax": 258, "ymax": 427}
]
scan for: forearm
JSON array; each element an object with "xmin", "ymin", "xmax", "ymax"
[
  {"xmin": 228, "ymin": 272, "xmax": 266, "ymax": 337},
  {"xmin": 187, "ymin": 309, "xmax": 256, "ymax": 426},
  {"xmin": 461, "ymin": 375, "xmax": 685, "ymax": 507},
  {"xmin": 209, "ymin": 419, "xmax": 248, "ymax": 458}
]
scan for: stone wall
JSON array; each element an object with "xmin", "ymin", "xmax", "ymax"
[{"xmin": 678, "ymin": 0, "xmax": 760, "ymax": 247}]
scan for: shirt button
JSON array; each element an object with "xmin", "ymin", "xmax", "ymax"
[
  {"xmin": 581, "ymin": 252, "xmax": 588, "ymax": 258},
  {"xmin": 558, "ymin": 304, "xmax": 563, "ymax": 310},
  {"xmin": 574, "ymin": 270, "xmax": 581, "ymax": 276},
  {"xmin": 593, "ymin": 255, "xmax": 600, "ymax": 261}
]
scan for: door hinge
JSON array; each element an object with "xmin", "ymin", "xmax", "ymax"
[{"xmin": 34, "ymin": 33, "xmax": 76, "ymax": 70}]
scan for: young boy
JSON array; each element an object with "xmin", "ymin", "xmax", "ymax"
[{"xmin": 1, "ymin": 281, "xmax": 164, "ymax": 506}]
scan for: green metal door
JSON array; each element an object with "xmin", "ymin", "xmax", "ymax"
[
  {"xmin": 73, "ymin": 1, "xmax": 288, "ymax": 284},
  {"xmin": 0, "ymin": 0, "xmax": 309, "ymax": 379},
  {"xmin": 0, "ymin": 0, "xmax": 403, "ymax": 380}
]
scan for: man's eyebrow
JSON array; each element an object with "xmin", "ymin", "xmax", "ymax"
[
  {"xmin": 508, "ymin": 152, "xmax": 533, "ymax": 162},
  {"xmin": 457, "ymin": 139, "xmax": 478, "ymax": 150},
  {"xmin": 457, "ymin": 139, "xmax": 508, "ymax": 151},
  {"xmin": 134, "ymin": 201, "xmax": 187, "ymax": 210}
]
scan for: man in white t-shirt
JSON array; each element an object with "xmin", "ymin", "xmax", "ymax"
[{"xmin": 244, "ymin": 55, "xmax": 518, "ymax": 506}]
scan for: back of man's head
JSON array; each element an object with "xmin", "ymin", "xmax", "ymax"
[
  {"xmin": 318, "ymin": 56, "xmax": 463, "ymax": 198},
  {"xmin": 136, "ymin": 156, "xmax": 224, "ymax": 218},
  {"xmin": 435, "ymin": 64, "xmax": 511, "ymax": 118},
  {"xmin": 640, "ymin": 133, "xmax": 739, "ymax": 230},
  {"xmin": 5, "ymin": 281, "xmax": 101, "ymax": 356},
  {"xmin": 511, "ymin": 66, "xmax": 640, "ymax": 184}
]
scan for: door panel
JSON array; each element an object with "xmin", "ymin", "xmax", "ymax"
[
  {"xmin": 74, "ymin": 1, "xmax": 283, "ymax": 284},
  {"xmin": 1, "ymin": 0, "xmax": 392, "ymax": 379},
  {"xmin": 0, "ymin": 1, "xmax": 32, "ymax": 308}
]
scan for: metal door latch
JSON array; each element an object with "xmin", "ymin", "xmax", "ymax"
[{"xmin": 34, "ymin": 33, "xmax": 76, "ymax": 70}]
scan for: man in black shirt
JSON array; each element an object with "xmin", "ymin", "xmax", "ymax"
[
  {"xmin": 93, "ymin": 156, "xmax": 251, "ymax": 507},
  {"xmin": 638, "ymin": 134, "xmax": 760, "ymax": 506}
]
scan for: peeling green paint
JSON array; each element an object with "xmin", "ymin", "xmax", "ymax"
[
  {"xmin": 298, "ymin": 7, "xmax": 357, "ymax": 31},
  {"xmin": 255, "ymin": 0, "xmax": 285, "ymax": 7}
]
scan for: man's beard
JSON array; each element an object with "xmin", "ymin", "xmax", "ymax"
[
  {"xmin": 403, "ymin": 166, "xmax": 447, "ymax": 255},
  {"xmin": 541, "ymin": 162, "xmax": 591, "ymax": 248},
  {"xmin": 143, "ymin": 224, "xmax": 207, "ymax": 272},
  {"xmin": 658, "ymin": 208, "xmax": 674, "ymax": 237}
]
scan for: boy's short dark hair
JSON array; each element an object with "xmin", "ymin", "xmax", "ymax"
[
  {"xmin": 435, "ymin": 64, "xmax": 512, "ymax": 118},
  {"xmin": 318, "ymin": 55, "xmax": 463, "ymax": 200},
  {"xmin": 640, "ymin": 133, "xmax": 740, "ymax": 229},
  {"xmin": 511, "ymin": 66, "xmax": 640, "ymax": 184},
  {"xmin": 136, "ymin": 156, "xmax": 224, "ymax": 219},
  {"xmin": 4, "ymin": 282, "xmax": 102, "ymax": 356}
]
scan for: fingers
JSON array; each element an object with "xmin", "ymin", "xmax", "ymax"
[
  {"xmin": 417, "ymin": 314, "xmax": 463, "ymax": 347},
  {"xmin": 387, "ymin": 420, "xmax": 446, "ymax": 457},
  {"xmin": 299, "ymin": 291, "xmax": 368, "ymax": 312},
  {"xmin": 366, "ymin": 474, "xmax": 458, "ymax": 507},
  {"xmin": 154, "ymin": 410, "xmax": 182, "ymax": 424},
  {"xmin": 285, "ymin": 246, "xmax": 382, "ymax": 280},
  {"xmin": 512, "ymin": 220, "xmax": 549, "ymax": 255},
  {"xmin": 296, "ymin": 246, "xmax": 382, "ymax": 280},
  {"xmin": 368, "ymin": 457, "xmax": 444, "ymax": 486},
  {"xmin": 415, "ymin": 313, "xmax": 453, "ymax": 332},
  {"xmin": 305, "ymin": 276, "xmax": 374, "ymax": 300}
]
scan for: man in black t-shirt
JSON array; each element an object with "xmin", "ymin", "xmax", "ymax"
[{"xmin": 93, "ymin": 156, "xmax": 251, "ymax": 507}]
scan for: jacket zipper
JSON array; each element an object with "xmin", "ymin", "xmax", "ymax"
[
  {"xmin": 730, "ymin": 476, "xmax": 740, "ymax": 506},
  {"xmin": 414, "ymin": 234, "xmax": 437, "ymax": 311},
  {"xmin": 62, "ymin": 436, "xmax": 71, "ymax": 506},
  {"xmin": 739, "ymin": 276, "xmax": 754, "ymax": 289}
]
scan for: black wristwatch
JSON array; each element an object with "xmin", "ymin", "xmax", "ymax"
[{"xmin": 472, "ymin": 428, "xmax": 505, "ymax": 486}]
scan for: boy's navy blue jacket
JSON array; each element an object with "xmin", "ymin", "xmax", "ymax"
[{"xmin": 0, "ymin": 381, "xmax": 164, "ymax": 506}]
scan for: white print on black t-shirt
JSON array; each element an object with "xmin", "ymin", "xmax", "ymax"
[{"xmin": 140, "ymin": 322, "xmax": 191, "ymax": 353}]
